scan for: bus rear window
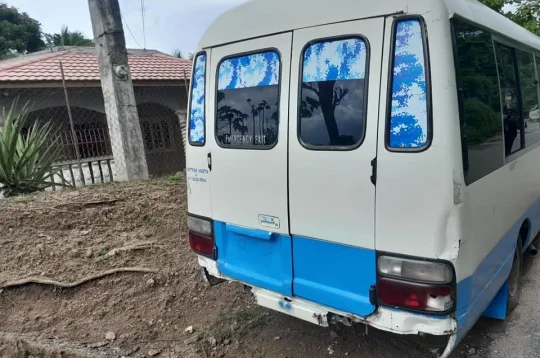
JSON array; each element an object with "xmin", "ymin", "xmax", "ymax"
[
  {"xmin": 216, "ymin": 51, "xmax": 281, "ymax": 148},
  {"xmin": 387, "ymin": 18, "xmax": 431, "ymax": 150},
  {"xmin": 299, "ymin": 37, "xmax": 368, "ymax": 149},
  {"xmin": 189, "ymin": 53, "xmax": 207, "ymax": 146}
]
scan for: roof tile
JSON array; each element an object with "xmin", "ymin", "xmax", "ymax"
[{"xmin": 0, "ymin": 50, "xmax": 192, "ymax": 83}]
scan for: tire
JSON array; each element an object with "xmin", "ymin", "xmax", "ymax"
[{"xmin": 507, "ymin": 237, "xmax": 523, "ymax": 314}]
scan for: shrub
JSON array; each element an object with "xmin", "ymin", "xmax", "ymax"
[{"xmin": 0, "ymin": 100, "xmax": 68, "ymax": 197}]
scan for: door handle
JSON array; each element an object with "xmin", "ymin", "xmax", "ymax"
[{"xmin": 226, "ymin": 223, "xmax": 274, "ymax": 240}]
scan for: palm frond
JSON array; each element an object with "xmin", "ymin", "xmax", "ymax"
[{"xmin": 0, "ymin": 98, "xmax": 71, "ymax": 197}]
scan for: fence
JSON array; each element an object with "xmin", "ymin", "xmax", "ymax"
[{"xmin": 0, "ymin": 61, "xmax": 189, "ymax": 193}]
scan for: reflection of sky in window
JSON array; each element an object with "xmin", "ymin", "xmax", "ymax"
[
  {"xmin": 189, "ymin": 54, "xmax": 206, "ymax": 144},
  {"xmin": 303, "ymin": 38, "xmax": 366, "ymax": 82},
  {"xmin": 218, "ymin": 52, "xmax": 280, "ymax": 90},
  {"xmin": 389, "ymin": 20, "xmax": 428, "ymax": 148}
]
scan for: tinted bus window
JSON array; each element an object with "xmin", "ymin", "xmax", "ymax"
[
  {"xmin": 516, "ymin": 50, "xmax": 540, "ymax": 147},
  {"xmin": 453, "ymin": 20, "xmax": 504, "ymax": 184},
  {"xmin": 299, "ymin": 38, "xmax": 368, "ymax": 148},
  {"xmin": 216, "ymin": 51, "xmax": 280, "ymax": 149},
  {"xmin": 495, "ymin": 43, "xmax": 523, "ymax": 156}
]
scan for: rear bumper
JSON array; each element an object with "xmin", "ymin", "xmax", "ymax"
[{"xmin": 198, "ymin": 255, "xmax": 458, "ymax": 356}]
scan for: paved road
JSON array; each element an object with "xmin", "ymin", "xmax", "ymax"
[{"xmin": 459, "ymin": 242, "xmax": 540, "ymax": 358}]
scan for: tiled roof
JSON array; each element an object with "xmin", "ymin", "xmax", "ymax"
[{"xmin": 0, "ymin": 48, "xmax": 192, "ymax": 83}]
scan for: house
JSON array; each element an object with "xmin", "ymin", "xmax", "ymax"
[{"xmin": 0, "ymin": 46, "xmax": 192, "ymax": 179}]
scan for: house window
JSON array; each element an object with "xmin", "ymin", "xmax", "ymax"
[
  {"xmin": 189, "ymin": 53, "xmax": 207, "ymax": 146},
  {"xmin": 299, "ymin": 37, "xmax": 368, "ymax": 149},
  {"xmin": 387, "ymin": 18, "xmax": 431, "ymax": 150},
  {"xmin": 216, "ymin": 51, "xmax": 281, "ymax": 149},
  {"xmin": 142, "ymin": 120, "xmax": 173, "ymax": 152}
]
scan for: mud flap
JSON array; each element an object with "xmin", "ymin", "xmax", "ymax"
[
  {"xmin": 201, "ymin": 267, "xmax": 226, "ymax": 286},
  {"xmin": 482, "ymin": 281, "xmax": 509, "ymax": 320}
]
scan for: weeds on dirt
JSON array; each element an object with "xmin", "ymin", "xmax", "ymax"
[
  {"xmin": 207, "ymin": 302, "xmax": 270, "ymax": 342},
  {"xmin": 165, "ymin": 174, "xmax": 183, "ymax": 182}
]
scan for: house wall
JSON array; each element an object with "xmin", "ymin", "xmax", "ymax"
[{"xmin": 0, "ymin": 85, "xmax": 188, "ymax": 179}]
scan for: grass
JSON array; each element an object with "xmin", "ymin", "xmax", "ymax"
[{"xmin": 165, "ymin": 174, "xmax": 183, "ymax": 182}]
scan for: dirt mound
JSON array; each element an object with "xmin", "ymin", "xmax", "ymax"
[{"xmin": 0, "ymin": 180, "xmax": 254, "ymax": 358}]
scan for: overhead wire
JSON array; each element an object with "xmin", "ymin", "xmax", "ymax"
[{"xmin": 121, "ymin": 12, "xmax": 142, "ymax": 48}]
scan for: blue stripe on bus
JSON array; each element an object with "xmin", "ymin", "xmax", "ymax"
[
  {"xmin": 214, "ymin": 221, "xmax": 293, "ymax": 296},
  {"xmin": 292, "ymin": 236, "xmax": 377, "ymax": 317},
  {"xmin": 455, "ymin": 197, "xmax": 540, "ymax": 343}
]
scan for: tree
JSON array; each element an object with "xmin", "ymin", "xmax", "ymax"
[
  {"xmin": 479, "ymin": 0, "xmax": 540, "ymax": 35},
  {"xmin": 45, "ymin": 26, "xmax": 93, "ymax": 47},
  {"xmin": 511, "ymin": 0, "xmax": 540, "ymax": 35},
  {"xmin": 0, "ymin": 3, "xmax": 45, "ymax": 59},
  {"xmin": 172, "ymin": 48, "xmax": 183, "ymax": 58},
  {"xmin": 172, "ymin": 49, "xmax": 194, "ymax": 60}
]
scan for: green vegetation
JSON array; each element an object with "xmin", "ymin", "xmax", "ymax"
[
  {"xmin": 44, "ymin": 26, "xmax": 94, "ymax": 47},
  {"xmin": 0, "ymin": 100, "xmax": 68, "ymax": 197},
  {"xmin": 0, "ymin": 3, "xmax": 45, "ymax": 59},
  {"xmin": 479, "ymin": 0, "xmax": 540, "ymax": 36}
]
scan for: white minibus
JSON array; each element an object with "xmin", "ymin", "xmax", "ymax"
[{"xmin": 185, "ymin": 0, "xmax": 540, "ymax": 356}]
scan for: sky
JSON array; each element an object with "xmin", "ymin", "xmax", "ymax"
[
  {"xmin": 6, "ymin": 0, "xmax": 519, "ymax": 57},
  {"xmin": 7, "ymin": 0, "xmax": 250, "ymax": 56}
]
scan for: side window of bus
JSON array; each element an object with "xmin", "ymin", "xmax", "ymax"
[
  {"xmin": 216, "ymin": 51, "xmax": 281, "ymax": 149},
  {"xmin": 453, "ymin": 20, "xmax": 503, "ymax": 184},
  {"xmin": 495, "ymin": 43, "xmax": 523, "ymax": 156},
  {"xmin": 299, "ymin": 38, "xmax": 368, "ymax": 149},
  {"xmin": 516, "ymin": 50, "xmax": 540, "ymax": 147},
  {"xmin": 189, "ymin": 53, "xmax": 207, "ymax": 146},
  {"xmin": 387, "ymin": 18, "xmax": 431, "ymax": 150}
]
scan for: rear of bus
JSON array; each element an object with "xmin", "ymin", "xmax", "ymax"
[{"xmin": 185, "ymin": 0, "xmax": 464, "ymax": 356}]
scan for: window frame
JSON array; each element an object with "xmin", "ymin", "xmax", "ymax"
[
  {"xmin": 385, "ymin": 15, "xmax": 433, "ymax": 153},
  {"xmin": 296, "ymin": 34, "xmax": 371, "ymax": 151},
  {"xmin": 214, "ymin": 48, "xmax": 283, "ymax": 150},
  {"xmin": 188, "ymin": 51, "xmax": 208, "ymax": 147}
]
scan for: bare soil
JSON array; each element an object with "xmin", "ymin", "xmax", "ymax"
[
  {"xmin": 0, "ymin": 179, "xmax": 533, "ymax": 358},
  {"xmin": 0, "ymin": 179, "xmax": 261, "ymax": 358}
]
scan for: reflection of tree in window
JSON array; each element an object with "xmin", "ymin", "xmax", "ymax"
[
  {"xmin": 299, "ymin": 38, "xmax": 366, "ymax": 147},
  {"xmin": 453, "ymin": 20, "xmax": 504, "ymax": 184},
  {"xmin": 216, "ymin": 51, "xmax": 281, "ymax": 148}
]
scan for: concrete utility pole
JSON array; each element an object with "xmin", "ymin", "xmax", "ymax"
[{"xmin": 88, "ymin": 0, "xmax": 149, "ymax": 181}]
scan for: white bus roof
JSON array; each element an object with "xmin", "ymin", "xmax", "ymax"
[{"xmin": 199, "ymin": 0, "xmax": 540, "ymax": 53}]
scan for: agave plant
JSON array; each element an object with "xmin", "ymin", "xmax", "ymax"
[{"xmin": 0, "ymin": 100, "xmax": 68, "ymax": 197}]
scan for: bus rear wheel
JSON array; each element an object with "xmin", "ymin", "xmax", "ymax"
[{"xmin": 507, "ymin": 237, "xmax": 523, "ymax": 314}]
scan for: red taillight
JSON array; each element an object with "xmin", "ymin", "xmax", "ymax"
[
  {"xmin": 377, "ymin": 278, "xmax": 453, "ymax": 313},
  {"xmin": 189, "ymin": 231, "xmax": 215, "ymax": 258}
]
